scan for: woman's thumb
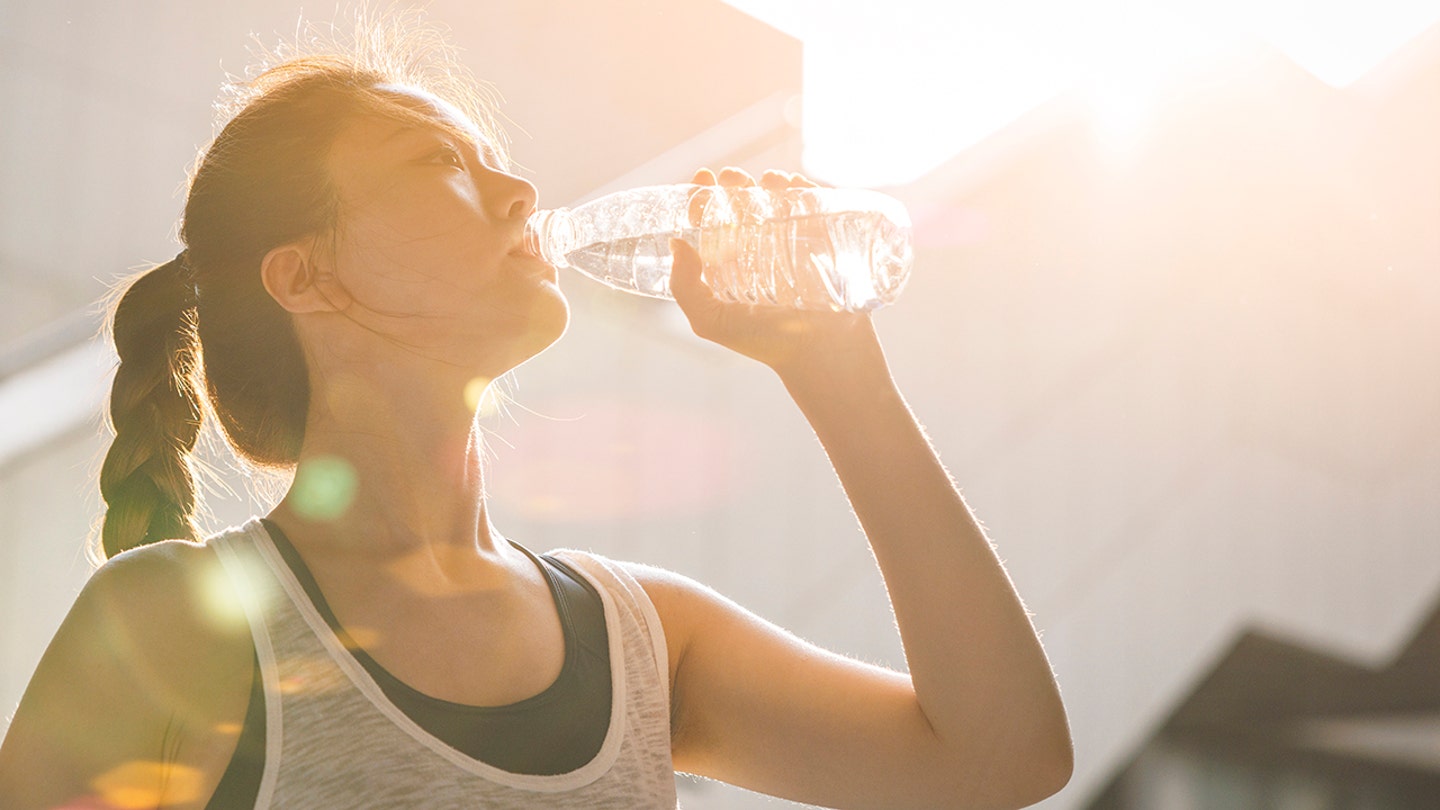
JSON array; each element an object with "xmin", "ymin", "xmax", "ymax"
[{"xmin": 669, "ymin": 237, "xmax": 723, "ymax": 327}]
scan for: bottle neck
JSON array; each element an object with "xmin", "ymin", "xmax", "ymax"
[{"xmin": 523, "ymin": 207, "xmax": 576, "ymax": 268}]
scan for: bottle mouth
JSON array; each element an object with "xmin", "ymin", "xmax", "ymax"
[
  {"xmin": 522, "ymin": 209, "xmax": 575, "ymax": 268},
  {"xmin": 521, "ymin": 212, "xmax": 544, "ymax": 259}
]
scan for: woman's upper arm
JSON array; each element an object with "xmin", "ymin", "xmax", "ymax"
[
  {"xmin": 0, "ymin": 540, "xmax": 254, "ymax": 810},
  {"xmin": 626, "ymin": 562, "xmax": 1008, "ymax": 810}
]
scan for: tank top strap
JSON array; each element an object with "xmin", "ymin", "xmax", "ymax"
[{"xmin": 546, "ymin": 550, "xmax": 672, "ymax": 711}]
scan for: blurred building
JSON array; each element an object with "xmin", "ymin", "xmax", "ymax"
[{"xmin": 1, "ymin": 2, "xmax": 1436, "ymax": 808}]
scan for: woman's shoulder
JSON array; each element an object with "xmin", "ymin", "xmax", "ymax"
[
  {"xmin": 94, "ymin": 534, "xmax": 222, "ymax": 585},
  {"xmin": 544, "ymin": 548, "xmax": 708, "ymax": 607},
  {"xmin": 89, "ymin": 536, "xmax": 236, "ymax": 617},
  {"xmin": 546, "ymin": 547, "xmax": 666, "ymax": 596},
  {"xmin": 79, "ymin": 536, "xmax": 255, "ymax": 683},
  {"xmin": 89, "ymin": 521, "xmax": 264, "ymax": 626},
  {"xmin": 63, "ymin": 536, "xmax": 256, "ymax": 731},
  {"xmin": 0, "ymin": 539, "xmax": 256, "ymax": 808}
]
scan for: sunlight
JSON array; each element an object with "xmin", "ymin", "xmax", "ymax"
[
  {"xmin": 1233, "ymin": 0, "xmax": 1440, "ymax": 87},
  {"xmin": 1075, "ymin": 4, "xmax": 1235, "ymax": 151},
  {"xmin": 797, "ymin": 6, "xmax": 1066, "ymax": 187},
  {"xmin": 724, "ymin": 0, "xmax": 1439, "ymax": 185}
]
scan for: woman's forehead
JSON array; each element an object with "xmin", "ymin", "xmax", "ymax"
[{"xmin": 372, "ymin": 82, "xmax": 485, "ymax": 144}]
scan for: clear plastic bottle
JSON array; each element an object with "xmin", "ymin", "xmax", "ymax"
[{"xmin": 523, "ymin": 184, "xmax": 913, "ymax": 312}]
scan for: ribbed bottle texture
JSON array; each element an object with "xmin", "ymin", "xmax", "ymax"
[{"xmin": 523, "ymin": 184, "xmax": 913, "ymax": 312}]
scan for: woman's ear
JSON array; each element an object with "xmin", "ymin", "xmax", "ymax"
[{"xmin": 260, "ymin": 240, "xmax": 351, "ymax": 314}]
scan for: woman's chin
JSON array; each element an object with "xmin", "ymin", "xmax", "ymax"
[
  {"xmin": 535, "ymin": 285, "xmax": 570, "ymax": 347},
  {"xmin": 531, "ymin": 302, "xmax": 570, "ymax": 359},
  {"xmin": 492, "ymin": 293, "xmax": 570, "ymax": 375}
]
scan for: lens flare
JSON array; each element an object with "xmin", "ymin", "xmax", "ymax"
[
  {"xmin": 194, "ymin": 553, "xmax": 253, "ymax": 633},
  {"xmin": 464, "ymin": 376, "xmax": 501, "ymax": 416},
  {"xmin": 274, "ymin": 654, "xmax": 349, "ymax": 696},
  {"xmin": 291, "ymin": 455, "xmax": 359, "ymax": 521},
  {"xmin": 90, "ymin": 761, "xmax": 202, "ymax": 808},
  {"xmin": 341, "ymin": 624, "xmax": 382, "ymax": 650}
]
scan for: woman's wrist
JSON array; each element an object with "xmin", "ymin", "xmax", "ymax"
[{"xmin": 771, "ymin": 318, "xmax": 895, "ymax": 406}]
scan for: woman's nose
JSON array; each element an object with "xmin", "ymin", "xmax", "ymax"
[{"xmin": 484, "ymin": 170, "xmax": 538, "ymax": 222}]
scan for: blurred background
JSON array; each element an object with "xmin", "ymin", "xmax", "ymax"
[{"xmin": 1, "ymin": 1, "xmax": 1437, "ymax": 807}]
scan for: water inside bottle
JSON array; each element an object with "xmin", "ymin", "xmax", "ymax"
[{"xmin": 560, "ymin": 211, "xmax": 910, "ymax": 311}]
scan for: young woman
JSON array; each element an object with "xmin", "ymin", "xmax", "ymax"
[{"xmin": 0, "ymin": 25, "xmax": 1072, "ymax": 810}]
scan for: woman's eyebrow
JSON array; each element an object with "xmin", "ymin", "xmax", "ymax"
[
  {"xmin": 378, "ymin": 122, "xmax": 506, "ymax": 171},
  {"xmin": 477, "ymin": 141, "xmax": 506, "ymax": 168},
  {"xmin": 383, "ymin": 123, "xmax": 495, "ymax": 155},
  {"xmin": 381, "ymin": 123, "xmax": 442, "ymax": 146}
]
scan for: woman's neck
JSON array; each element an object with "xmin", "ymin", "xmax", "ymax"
[{"xmin": 269, "ymin": 363, "xmax": 511, "ymax": 582}]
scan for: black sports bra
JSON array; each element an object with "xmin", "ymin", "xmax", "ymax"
[{"xmin": 204, "ymin": 520, "xmax": 612, "ymax": 808}]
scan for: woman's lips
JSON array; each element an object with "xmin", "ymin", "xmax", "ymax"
[{"xmin": 509, "ymin": 249, "xmax": 558, "ymax": 282}]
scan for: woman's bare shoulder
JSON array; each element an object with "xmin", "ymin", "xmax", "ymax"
[
  {"xmin": 87, "ymin": 538, "xmax": 254, "ymax": 653},
  {"xmin": 28, "ymin": 537, "xmax": 256, "ymax": 719},
  {"xmin": 0, "ymin": 539, "xmax": 255, "ymax": 808}
]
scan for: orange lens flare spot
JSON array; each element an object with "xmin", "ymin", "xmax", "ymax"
[
  {"xmin": 90, "ymin": 760, "xmax": 202, "ymax": 808},
  {"xmin": 341, "ymin": 624, "xmax": 382, "ymax": 650},
  {"xmin": 272, "ymin": 654, "xmax": 350, "ymax": 696}
]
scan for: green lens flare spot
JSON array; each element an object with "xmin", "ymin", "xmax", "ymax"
[{"xmin": 292, "ymin": 455, "xmax": 358, "ymax": 521}]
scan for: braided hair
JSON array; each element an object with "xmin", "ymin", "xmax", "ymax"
[
  {"xmin": 99, "ymin": 254, "xmax": 204, "ymax": 556},
  {"xmin": 96, "ymin": 16, "xmax": 509, "ymax": 558}
]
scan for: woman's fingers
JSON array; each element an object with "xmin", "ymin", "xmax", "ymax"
[
  {"xmin": 718, "ymin": 166, "xmax": 754, "ymax": 187},
  {"xmin": 669, "ymin": 237, "xmax": 723, "ymax": 327},
  {"xmin": 685, "ymin": 166, "xmax": 814, "ymax": 227},
  {"xmin": 692, "ymin": 166, "xmax": 815, "ymax": 188},
  {"xmin": 760, "ymin": 169, "xmax": 790, "ymax": 192}
]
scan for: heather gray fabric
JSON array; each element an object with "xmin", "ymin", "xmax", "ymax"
[{"xmin": 207, "ymin": 518, "xmax": 678, "ymax": 808}]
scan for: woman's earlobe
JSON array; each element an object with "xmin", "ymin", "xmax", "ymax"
[{"xmin": 260, "ymin": 243, "xmax": 346, "ymax": 314}]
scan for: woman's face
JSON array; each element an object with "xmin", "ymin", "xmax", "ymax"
[{"xmin": 317, "ymin": 85, "xmax": 566, "ymax": 383}]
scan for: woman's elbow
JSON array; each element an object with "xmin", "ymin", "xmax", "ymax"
[
  {"xmin": 1012, "ymin": 741, "xmax": 1074, "ymax": 808},
  {"xmin": 934, "ymin": 742, "xmax": 1074, "ymax": 810}
]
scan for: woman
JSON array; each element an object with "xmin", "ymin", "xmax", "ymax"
[{"xmin": 0, "ymin": 22, "xmax": 1072, "ymax": 810}]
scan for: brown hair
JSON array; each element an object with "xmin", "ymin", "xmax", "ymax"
[{"xmin": 97, "ymin": 12, "xmax": 510, "ymax": 559}]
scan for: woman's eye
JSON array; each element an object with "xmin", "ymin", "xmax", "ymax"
[{"xmin": 432, "ymin": 146, "xmax": 465, "ymax": 169}]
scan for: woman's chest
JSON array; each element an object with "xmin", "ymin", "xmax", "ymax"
[{"xmin": 315, "ymin": 575, "xmax": 569, "ymax": 708}]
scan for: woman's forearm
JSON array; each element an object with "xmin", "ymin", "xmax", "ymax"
[{"xmin": 774, "ymin": 329, "xmax": 1074, "ymax": 788}]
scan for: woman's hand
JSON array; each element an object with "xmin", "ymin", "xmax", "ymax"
[{"xmin": 669, "ymin": 167, "xmax": 883, "ymax": 382}]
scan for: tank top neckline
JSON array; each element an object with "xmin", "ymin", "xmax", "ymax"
[
  {"xmin": 258, "ymin": 517, "xmax": 585, "ymax": 714},
  {"xmin": 244, "ymin": 518, "xmax": 630, "ymax": 786}
]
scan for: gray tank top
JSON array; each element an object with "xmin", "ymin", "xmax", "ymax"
[{"xmin": 207, "ymin": 518, "xmax": 678, "ymax": 808}]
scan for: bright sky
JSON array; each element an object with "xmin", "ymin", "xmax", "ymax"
[{"xmin": 723, "ymin": 0, "xmax": 1440, "ymax": 186}]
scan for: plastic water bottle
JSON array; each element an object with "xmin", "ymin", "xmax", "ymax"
[{"xmin": 522, "ymin": 184, "xmax": 913, "ymax": 312}]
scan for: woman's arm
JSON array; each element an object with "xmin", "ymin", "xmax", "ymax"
[
  {"xmin": 0, "ymin": 541, "xmax": 254, "ymax": 810},
  {"xmin": 633, "ymin": 185, "xmax": 1072, "ymax": 809}
]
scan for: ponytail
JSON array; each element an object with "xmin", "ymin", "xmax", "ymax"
[{"xmin": 98, "ymin": 252, "xmax": 204, "ymax": 558}]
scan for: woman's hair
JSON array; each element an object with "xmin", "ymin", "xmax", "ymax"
[{"xmin": 96, "ymin": 11, "xmax": 510, "ymax": 559}]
